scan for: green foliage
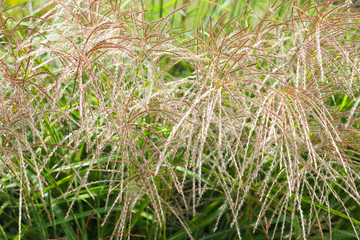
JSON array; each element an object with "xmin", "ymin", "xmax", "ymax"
[{"xmin": 1, "ymin": 0, "xmax": 360, "ymax": 239}]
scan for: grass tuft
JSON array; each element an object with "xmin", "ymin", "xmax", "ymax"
[{"xmin": 1, "ymin": 0, "xmax": 360, "ymax": 239}]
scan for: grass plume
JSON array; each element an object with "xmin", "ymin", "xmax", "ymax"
[{"xmin": 1, "ymin": 0, "xmax": 360, "ymax": 239}]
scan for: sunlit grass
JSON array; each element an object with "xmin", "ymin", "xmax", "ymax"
[{"xmin": 1, "ymin": 0, "xmax": 360, "ymax": 239}]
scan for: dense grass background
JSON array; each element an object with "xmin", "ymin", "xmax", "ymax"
[{"xmin": 1, "ymin": 0, "xmax": 360, "ymax": 239}]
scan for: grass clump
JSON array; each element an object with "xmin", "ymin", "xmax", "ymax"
[{"xmin": 1, "ymin": 0, "xmax": 360, "ymax": 239}]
